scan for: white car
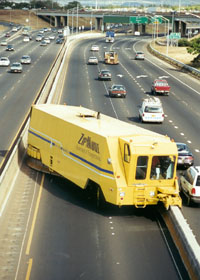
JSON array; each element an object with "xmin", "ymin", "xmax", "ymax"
[
  {"xmin": 180, "ymin": 166, "xmax": 200, "ymax": 206},
  {"xmin": 135, "ymin": 51, "xmax": 145, "ymax": 60},
  {"xmin": 1, "ymin": 40, "xmax": 7, "ymax": 46},
  {"xmin": 49, "ymin": 35, "xmax": 55, "ymax": 40},
  {"xmin": 20, "ymin": 55, "xmax": 31, "ymax": 64},
  {"xmin": 36, "ymin": 35, "xmax": 43, "ymax": 41},
  {"xmin": 139, "ymin": 97, "xmax": 164, "ymax": 123},
  {"xmin": 23, "ymin": 36, "xmax": 30, "ymax": 42},
  {"xmin": 88, "ymin": 56, "xmax": 98, "ymax": 65},
  {"xmin": 44, "ymin": 37, "xmax": 50, "ymax": 44},
  {"xmin": 91, "ymin": 45, "xmax": 99, "ymax": 51},
  {"xmin": 10, "ymin": 62, "xmax": 23, "ymax": 73},
  {"xmin": 0, "ymin": 57, "xmax": 10, "ymax": 66}
]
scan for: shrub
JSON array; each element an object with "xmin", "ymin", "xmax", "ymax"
[{"xmin": 178, "ymin": 39, "xmax": 191, "ymax": 47}]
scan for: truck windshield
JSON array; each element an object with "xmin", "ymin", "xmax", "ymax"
[{"xmin": 151, "ymin": 156, "xmax": 175, "ymax": 180}]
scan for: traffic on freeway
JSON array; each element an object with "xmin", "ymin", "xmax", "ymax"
[{"xmin": 0, "ymin": 30, "xmax": 199, "ymax": 279}]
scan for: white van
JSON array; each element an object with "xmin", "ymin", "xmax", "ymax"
[{"xmin": 139, "ymin": 97, "xmax": 164, "ymax": 123}]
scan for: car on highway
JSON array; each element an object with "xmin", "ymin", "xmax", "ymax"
[
  {"xmin": 108, "ymin": 84, "xmax": 126, "ymax": 98},
  {"xmin": 23, "ymin": 36, "xmax": 30, "ymax": 42},
  {"xmin": 49, "ymin": 35, "xmax": 55, "ymax": 40},
  {"xmin": 151, "ymin": 79, "xmax": 171, "ymax": 96},
  {"xmin": 12, "ymin": 26, "xmax": 18, "ymax": 32},
  {"xmin": 0, "ymin": 57, "xmax": 10, "ymax": 66},
  {"xmin": 58, "ymin": 29, "xmax": 63, "ymax": 33},
  {"xmin": 40, "ymin": 40, "xmax": 47, "ymax": 46},
  {"xmin": 44, "ymin": 37, "xmax": 50, "ymax": 44},
  {"xmin": 138, "ymin": 97, "xmax": 164, "ymax": 123},
  {"xmin": 56, "ymin": 38, "xmax": 64, "ymax": 44},
  {"xmin": 135, "ymin": 51, "xmax": 145, "ymax": 60},
  {"xmin": 36, "ymin": 34, "xmax": 43, "ymax": 41},
  {"xmin": 176, "ymin": 142, "xmax": 194, "ymax": 169},
  {"xmin": 5, "ymin": 32, "xmax": 11, "ymax": 38},
  {"xmin": 1, "ymin": 40, "xmax": 7, "ymax": 46},
  {"xmin": 98, "ymin": 69, "xmax": 111, "ymax": 81},
  {"xmin": 10, "ymin": 62, "xmax": 23, "ymax": 73},
  {"xmin": 88, "ymin": 56, "xmax": 98, "ymax": 65},
  {"xmin": 180, "ymin": 166, "xmax": 200, "ymax": 205},
  {"xmin": 91, "ymin": 45, "xmax": 99, "ymax": 51},
  {"xmin": 20, "ymin": 55, "xmax": 31, "ymax": 64},
  {"xmin": 6, "ymin": 44, "xmax": 14, "ymax": 51}
]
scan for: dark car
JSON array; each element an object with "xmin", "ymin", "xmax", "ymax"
[
  {"xmin": 176, "ymin": 142, "xmax": 194, "ymax": 169},
  {"xmin": 6, "ymin": 44, "xmax": 14, "ymax": 51},
  {"xmin": 56, "ymin": 38, "xmax": 64, "ymax": 44},
  {"xmin": 98, "ymin": 70, "xmax": 111, "ymax": 81},
  {"xmin": 109, "ymin": 84, "xmax": 126, "ymax": 98}
]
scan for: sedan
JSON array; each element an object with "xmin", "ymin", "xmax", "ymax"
[
  {"xmin": 176, "ymin": 142, "xmax": 194, "ymax": 169},
  {"xmin": 98, "ymin": 70, "xmax": 111, "ymax": 81},
  {"xmin": 0, "ymin": 57, "xmax": 10, "ymax": 66},
  {"xmin": 135, "ymin": 51, "xmax": 145, "ymax": 60},
  {"xmin": 10, "ymin": 62, "xmax": 23, "ymax": 73},
  {"xmin": 109, "ymin": 84, "xmax": 126, "ymax": 98},
  {"xmin": 44, "ymin": 37, "xmax": 50, "ymax": 44},
  {"xmin": 20, "ymin": 55, "xmax": 31, "ymax": 64},
  {"xmin": 1, "ymin": 40, "xmax": 7, "ymax": 46},
  {"xmin": 56, "ymin": 38, "xmax": 64, "ymax": 44},
  {"xmin": 49, "ymin": 35, "xmax": 55, "ymax": 40},
  {"xmin": 6, "ymin": 44, "xmax": 14, "ymax": 51},
  {"xmin": 40, "ymin": 40, "xmax": 47, "ymax": 46},
  {"xmin": 91, "ymin": 45, "xmax": 99, "ymax": 51},
  {"xmin": 88, "ymin": 56, "xmax": 98, "ymax": 65},
  {"xmin": 23, "ymin": 36, "xmax": 30, "ymax": 42}
]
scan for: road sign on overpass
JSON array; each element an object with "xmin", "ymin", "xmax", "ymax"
[
  {"xmin": 129, "ymin": 16, "xmax": 148, "ymax": 24},
  {"xmin": 103, "ymin": 15, "xmax": 129, "ymax": 24}
]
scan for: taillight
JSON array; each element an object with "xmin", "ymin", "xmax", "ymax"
[
  {"xmin": 142, "ymin": 113, "xmax": 145, "ymax": 117},
  {"xmin": 162, "ymin": 114, "xmax": 164, "ymax": 117},
  {"xmin": 191, "ymin": 188, "xmax": 196, "ymax": 195}
]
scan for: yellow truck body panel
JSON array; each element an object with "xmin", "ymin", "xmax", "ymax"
[{"xmin": 27, "ymin": 105, "xmax": 181, "ymax": 209}]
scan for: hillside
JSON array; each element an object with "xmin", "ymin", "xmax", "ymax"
[{"xmin": 0, "ymin": 9, "xmax": 50, "ymax": 30}]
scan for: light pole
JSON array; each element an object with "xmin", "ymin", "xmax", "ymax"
[{"xmin": 76, "ymin": 4, "xmax": 78, "ymax": 34}]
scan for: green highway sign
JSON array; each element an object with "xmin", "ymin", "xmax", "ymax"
[
  {"xmin": 151, "ymin": 16, "xmax": 163, "ymax": 24},
  {"xmin": 169, "ymin": 32, "xmax": 181, "ymax": 39},
  {"xmin": 129, "ymin": 16, "xmax": 148, "ymax": 24}
]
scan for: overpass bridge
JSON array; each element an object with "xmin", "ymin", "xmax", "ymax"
[{"xmin": 36, "ymin": 10, "xmax": 200, "ymax": 36}]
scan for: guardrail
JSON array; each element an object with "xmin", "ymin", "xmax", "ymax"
[
  {"xmin": 148, "ymin": 41, "xmax": 200, "ymax": 279},
  {"xmin": 148, "ymin": 40, "xmax": 200, "ymax": 79}
]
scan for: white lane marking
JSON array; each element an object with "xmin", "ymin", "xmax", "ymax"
[
  {"xmin": 159, "ymin": 76, "xmax": 169, "ymax": 79},
  {"xmin": 187, "ymin": 140, "xmax": 192, "ymax": 144},
  {"xmin": 195, "ymin": 149, "xmax": 200, "ymax": 153},
  {"xmin": 117, "ymin": 74, "xmax": 123, "ymax": 78},
  {"xmin": 136, "ymin": 75, "xmax": 148, "ymax": 78}
]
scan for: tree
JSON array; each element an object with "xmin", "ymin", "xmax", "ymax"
[
  {"xmin": 187, "ymin": 37, "xmax": 200, "ymax": 63},
  {"xmin": 64, "ymin": 1, "xmax": 82, "ymax": 10}
]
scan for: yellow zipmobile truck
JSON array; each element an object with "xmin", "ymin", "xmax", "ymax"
[
  {"xmin": 27, "ymin": 105, "xmax": 182, "ymax": 209},
  {"xmin": 104, "ymin": 51, "xmax": 119, "ymax": 64}
]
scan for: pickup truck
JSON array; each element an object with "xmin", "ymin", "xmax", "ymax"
[{"xmin": 151, "ymin": 79, "xmax": 170, "ymax": 96}]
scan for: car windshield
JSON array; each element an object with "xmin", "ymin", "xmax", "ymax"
[
  {"xmin": 177, "ymin": 144, "xmax": 189, "ymax": 152},
  {"xmin": 112, "ymin": 85, "xmax": 124, "ymax": 90},
  {"xmin": 156, "ymin": 81, "xmax": 168, "ymax": 87},
  {"xmin": 144, "ymin": 106, "xmax": 162, "ymax": 113}
]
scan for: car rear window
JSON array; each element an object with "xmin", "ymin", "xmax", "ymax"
[
  {"xmin": 196, "ymin": 176, "xmax": 200, "ymax": 186},
  {"xmin": 156, "ymin": 82, "xmax": 168, "ymax": 87},
  {"xmin": 144, "ymin": 106, "xmax": 162, "ymax": 113}
]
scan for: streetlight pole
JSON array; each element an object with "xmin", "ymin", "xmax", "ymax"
[{"xmin": 76, "ymin": 4, "xmax": 78, "ymax": 34}]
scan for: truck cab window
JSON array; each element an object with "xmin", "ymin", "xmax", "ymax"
[
  {"xmin": 136, "ymin": 156, "xmax": 148, "ymax": 180},
  {"xmin": 124, "ymin": 143, "xmax": 130, "ymax": 163},
  {"xmin": 151, "ymin": 156, "xmax": 175, "ymax": 180}
]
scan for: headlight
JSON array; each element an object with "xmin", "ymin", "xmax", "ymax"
[{"xmin": 149, "ymin": 191, "xmax": 155, "ymax": 197}]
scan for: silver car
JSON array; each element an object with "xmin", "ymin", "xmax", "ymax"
[
  {"xmin": 10, "ymin": 62, "xmax": 23, "ymax": 73},
  {"xmin": 135, "ymin": 51, "xmax": 145, "ymax": 60},
  {"xmin": 20, "ymin": 55, "xmax": 31, "ymax": 64},
  {"xmin": 88, "ymin": 56, "xmax": 98, "ymax": 65}
]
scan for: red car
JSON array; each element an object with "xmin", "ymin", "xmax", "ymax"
[{"xmin": 151, "ymin": 79, "xmax": 170, "ymax": 96}]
